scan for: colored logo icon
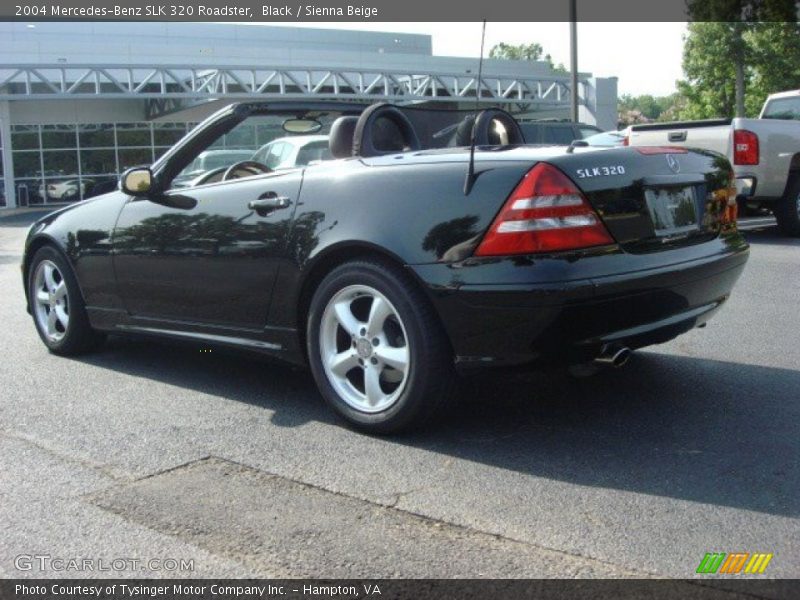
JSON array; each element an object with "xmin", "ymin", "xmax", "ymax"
[{"xmin": 696, "ymin": 552, "xmax": 773, "ymax": 574}]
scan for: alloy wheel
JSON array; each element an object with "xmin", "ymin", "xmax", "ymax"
[
  {"xmin": 319, "ymin": 284, "xmax": 410, "ymax": 413},
  {"xmin": 32, "ymin": 260, "xmax": 70, "ymax": 343}
]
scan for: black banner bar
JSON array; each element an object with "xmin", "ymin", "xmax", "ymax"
[
  {"xmin": 3, "ymin": 0, "xmax": 800, "ymax": 22},
  {"xmin": 2, "ymin": 580, "xmax": 800, "ymax": 600}
]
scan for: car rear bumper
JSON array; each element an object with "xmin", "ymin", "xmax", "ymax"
[{"xmin": 410, "ymin": 235, "xmax": 749, "ymax": 368}]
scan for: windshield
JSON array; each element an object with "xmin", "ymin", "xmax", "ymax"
[
  {"xmin": 172, "ymin": 112, "xmax": 346, "ymax": 187},
  {"xmin": 762, "ymin": 97, "xmax": 800, "ymax": 121}
]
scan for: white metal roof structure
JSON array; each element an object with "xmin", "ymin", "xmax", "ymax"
[{"xmin": 0, "ymin": 22, "xmax": 617, "ymax": 208}]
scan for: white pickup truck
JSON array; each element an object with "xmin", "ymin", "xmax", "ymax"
[{"xmin": 627, "ymin": 89, "xmax": 800, "ymax": 236}]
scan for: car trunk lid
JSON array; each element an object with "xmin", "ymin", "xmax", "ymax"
[{"xmin": 547, "ymin": 147, "xmax": 736, "ymax": 253}]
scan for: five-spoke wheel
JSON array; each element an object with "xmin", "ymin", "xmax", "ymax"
[
  {"xmin": 28, "ymin": 246, "xmax": 105, "ymax": 355},
  {"xmin": 320, "ymin": 284, "xmax": 410, "ymax": 413},
  {"xmin": 307, "ymin": 258, "xmax": 454, "ymax": 433},
  {"xmin": 32, "ymin": 260, "xmax": 70, "ymax": 343}
]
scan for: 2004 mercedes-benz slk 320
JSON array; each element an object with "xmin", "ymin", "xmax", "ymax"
[{"xmin": 22, "ymin": 101, "xmax": 749, "ymax": 432}]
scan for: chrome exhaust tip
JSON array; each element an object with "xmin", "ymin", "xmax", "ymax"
[{"xmin": 593, "ymin": 345, "xmax": 631, "ymax": 369}]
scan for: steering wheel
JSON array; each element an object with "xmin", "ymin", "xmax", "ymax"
[{"xmin": 222, "ymin": 160, "xmax": 272, "ymax": 182}]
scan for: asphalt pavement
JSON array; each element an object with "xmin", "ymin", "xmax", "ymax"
[{"xmin": 0, "ymin": 211, "xmax": 797, "ymax": 586}]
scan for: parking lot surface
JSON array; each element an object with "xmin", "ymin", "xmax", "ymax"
[{"xmin": 1, "ymin": 211, "xmax": 798, "ymax": 582}]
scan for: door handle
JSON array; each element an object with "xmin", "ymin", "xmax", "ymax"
[
  {"xmin": 668, "ymin": 131, "xmax": 687, "ymax": 142},
  {"xmin": 248, "ymin": 194, "xmax": 291, "ymax": 212}
]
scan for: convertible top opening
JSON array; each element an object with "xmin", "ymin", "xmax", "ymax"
[{"xmin": 164, "ymin": 101, "xmax": 528, "ymax": 189}]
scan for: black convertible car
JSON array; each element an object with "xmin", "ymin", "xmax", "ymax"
[{"xmin": 22, "ymin": 101, "xmax": 749, "ymax": 432}]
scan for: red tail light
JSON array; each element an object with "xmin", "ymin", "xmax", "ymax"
[
  {"xmin": 733, "ymin": 129, "xmax": 759, "ymax": 165},
  {"xmin": 622, "ymin": 135, "xmax": 629, "ymax": 146},
  {"xmin": 474, "ymin": 162, "xmax": 614, "ymax": 256}
]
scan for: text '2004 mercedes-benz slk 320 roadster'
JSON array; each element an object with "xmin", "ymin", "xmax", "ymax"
[{"xmin": 23, "ymin": 101, "xmax": 749, "ymax": 432}]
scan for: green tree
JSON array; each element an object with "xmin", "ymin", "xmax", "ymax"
[
  {"xmin": 619, "ymin": 94, "xmax": 659, "ymax": 120},
  {"xmin": 678, "ymin": 22, "xmax": 742, "ymax": 119},
  {"xmin": 618, "ymin": 93, "xmax": 682, "ymax": 125},
  {"xmin": 488, "ymin": 42, "xmax": 567, "ymax": 73},
  {"xmin": 489, "ymin": 42, "xmax": 544, "ymax": 61},
  {"xmin": 746, "ymin": 22, "xmax": 800, "ymax": 114},
  {"xmin": 679, "ymin": 1, "xmax": 799, "ymax": 119}
]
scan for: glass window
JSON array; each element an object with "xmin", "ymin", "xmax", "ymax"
[
  {"xmin": 296, "ymin": 141, "xmax": 332, "ymax": 166},
  {"xmin": 43, "ymin": 150, "xmax": 78, "ymax": 176},
  {"xmin": 15, "ymin": 179, "xmax": 46, "ymax": 205},
  {"xmin": 13, "ymin": 151, "xmax": 42, "ymax": 179},
  {"xmin": 255, "ymin": 122, "xmax": 283, "ymax": 146},
  {"xmin": 543, "ymin": 126, "xmax": 577, "ymax": 144},
  {"xmin": 11, "ymin": 125, "xmax": 39, "ymax": 150},
  {"xmin": 762, "ymin": 97, "xmax": 800, "ymax": 120},
  {"xmin": 118, "ymin": 147, "xmax": 153, "ymax": 170},
  {"xmin": 578, "ymin": 126, "xmax": 602, "ymax": 139},
  {"xmin": 153, "ymin": 123, "xmax": 187, "ymax": 146},
  {"xmin": 83, "ymin": 176, "xmax": 118, "ymax": 199},
  {"xmin": 41, "ymin": 124, "xmax": 77, "ymax": 149},
  {"xmin": 153, "ymin": 147, "xmax": 172, "ymax": 161},
  {"xmin": 202, "ymin": 151, "xmax": 253, "ymax": 171},
  {"xmin": 80, "ymin": 149, "xmax": 117, "ymax": 175},
  {"xmin": 518, "ymin": 123, "xmax": 540, "ymax": 144},
  {"xmin": 9, "ymin": 119, "xmax": 199, "ymax": 204},
  {"xmin": 116, "ymin": 123, "xmax": 152, "ymax": 147},
  {"xmin": 252, "ymin": 145, "xmax": 268, "ymax": 164},
  {"xmin": 41, "ymin": 177, "xmax": 82, "ymax": 202},
  {"xmin": 222, "ymin": 123, "xmax": 256, "ymax": 149},
  {"xmin": 79, "ymin": 124, "xmax": 115, "ymax": 148},
  {"xmin": 264, "ymin": 142, "xmax": 287, "ymax": 169},
  {"xmin": 170, "ymin": 113, "xmax": 342, "ymax": 190}
]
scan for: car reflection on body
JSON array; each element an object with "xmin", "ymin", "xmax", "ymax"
[{"xmin": 583, "ymin": 130, "xmax": 628, "ymax": 147}]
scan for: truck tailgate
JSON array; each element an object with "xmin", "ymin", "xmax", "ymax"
[{"xmin": 628, "ymin": 119, "xmax": 731, "ymax": 156}]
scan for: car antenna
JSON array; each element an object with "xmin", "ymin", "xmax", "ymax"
[{"xmin": 463, "ymin": 20, "xmax": 487, "ymax": 196}]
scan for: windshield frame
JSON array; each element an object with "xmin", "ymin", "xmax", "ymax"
[{"xmin": 153, "ymin": 101, "xmax": 367, "ymax": 191}]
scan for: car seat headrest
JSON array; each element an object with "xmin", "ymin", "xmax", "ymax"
[
  {"xmin": 352, "ymin": 103, "xmax": 421, "ymax": 157},
  {"xmin": 328, "ymin": 116, "xmax": 359, "ymax": 159},
  {"xmin": 453, "ymin": 109, "xmax": 525, "ymax": 147}
]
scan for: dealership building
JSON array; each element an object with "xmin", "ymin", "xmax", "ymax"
[{"xmin": 0, "ymin": 22, "xmax": 618, "ymax": 208}]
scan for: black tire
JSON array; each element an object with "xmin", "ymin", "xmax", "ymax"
[
  {"xmin": 306, "ymin": 258, "xmax": 455, "ymax": 433},
  {"xmin": 28, "ymin": 245, "xmax": 105, "ymax": 355},
  {"xmin": 774, "ymin": 174, "xmax": 800, "ymax": 237}
]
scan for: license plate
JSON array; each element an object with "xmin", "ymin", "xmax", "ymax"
[{"xmin": 645, "ymin": 186, "xmax": 699, "ymax": 236}]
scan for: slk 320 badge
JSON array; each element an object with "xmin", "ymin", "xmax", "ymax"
[{"xmin": 576, "ymin": 165, "xmax": 626, "ymax": 178}]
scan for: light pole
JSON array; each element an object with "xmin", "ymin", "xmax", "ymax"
[{"xmin": 569, "ymin": 0, "xmax": 579, "ymax": 122}]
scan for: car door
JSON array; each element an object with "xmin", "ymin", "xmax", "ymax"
[{"xmin": 112, "ymin": 170, "xmax": 301, "ymax": 331}]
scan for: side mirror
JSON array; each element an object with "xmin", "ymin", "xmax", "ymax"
[{"xmin": 120, "ymin": 167, "xmax": 154, "ymax": 196}]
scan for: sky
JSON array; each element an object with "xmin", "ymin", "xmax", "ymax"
[{"xmin": 260, "ymin": 22, "xmax": 687, "ymax": 97}]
